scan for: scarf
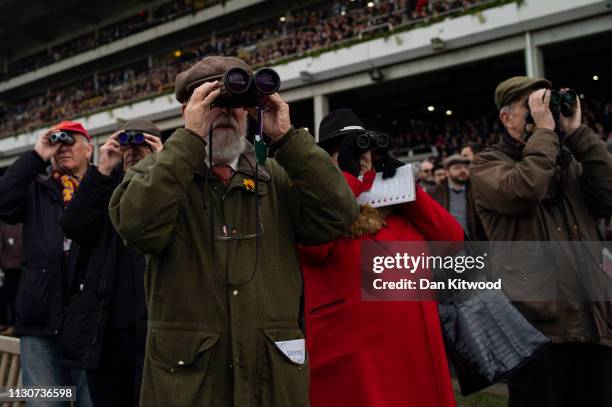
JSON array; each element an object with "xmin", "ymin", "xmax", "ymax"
[{"xmin": 53, "ymin": 171, "xmax": 81, "ymax": 206}]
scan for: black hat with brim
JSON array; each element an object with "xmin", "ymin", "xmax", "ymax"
[{"xmin": 318, "ymin": 109, "xmax": 366, "ymax": 146}]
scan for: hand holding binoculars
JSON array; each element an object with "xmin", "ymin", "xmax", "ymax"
[{"xmin": 525, "ymin": 89, "xmax": 578, "ymax": 128}]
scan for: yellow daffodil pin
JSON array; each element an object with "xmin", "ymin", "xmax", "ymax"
[{"xmin": 242, "ymin": 178, "xmax": 255, "ymax": 192}]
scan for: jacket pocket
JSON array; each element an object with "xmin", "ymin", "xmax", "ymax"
[
  {"xmin": 259, "ymin": 328, "xmax": 309, "ymax": 407},
  {"xmin": 307, "ymin": 298, "xmax": 359, "ymax": 366},
  {"xmin": 498, "ymin": 259, "xmax": 560, "ymax": 321},
  {"xmin": 143, "ymin": 328, "xmax": 220, "ymax": 407},
  {"xmin": 15, "ymin": 261, "xmax": 51, "ymax": 327},
  {"xmin": 309, "ymin": 299, "xmax": 346, "ymax": 316}
]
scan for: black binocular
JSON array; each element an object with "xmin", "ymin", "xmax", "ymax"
[
  {"xmin": 118, "ymin": 131, "xmax": 146, "ymax": 146},
  {"xmin": 49, "ymin": 131, "xmax": 75, "ymax": 145},
  {"xmin": 213, "ymin": 67, "xmax": 281, "ymax": 108},
  {"xmin": 356, "ymin": 131, "xmax": 391, "ymax": 152},
  {"xmin": 525, "ymin": 89, "xmax": 577, "ymax": 129},
  {"xmin": 337, "ymin": 129, "xmax": 401, "ymax": 179},
  {"xmin": 549, "ymin": 89, "xmax": 577, "ymax": 121}
]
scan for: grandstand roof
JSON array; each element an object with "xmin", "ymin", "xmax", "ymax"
[{"xmin": 0, "ymin": 0, "xmax": 148, "ymax": 58}]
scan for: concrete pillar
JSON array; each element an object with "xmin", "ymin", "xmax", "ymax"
[
  {"xmin": 524, "ymin": 32, "xmax": 545, "ymax": 78},
  {"xmin": 313, "ymin": 94, "xmax": 329, "ymax": 142}
]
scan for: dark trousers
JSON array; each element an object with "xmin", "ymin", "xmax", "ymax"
[
  {"xmin": 507, "ymin": 343, "xmax": 612, "ymax": 407},
  {"xmin": 86, "ymin": 329, "xmax": 144, "ymax": 407}
]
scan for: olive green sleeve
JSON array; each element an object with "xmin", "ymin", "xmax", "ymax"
[
  {"xmin": 109, "ymin": 128, "xmax": 206, "ymax": 253},
  {"xmin": 470, "ymin": 128, "xmax": 559, "ymax": 215},
  {"xmin": 272, "ymin": 127, "xmax": 359, "ymax": 245}
]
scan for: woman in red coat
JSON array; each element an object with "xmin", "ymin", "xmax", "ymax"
[{"xmin": 300, "ymin": 109, "xmax": 463, "ymax": 407}]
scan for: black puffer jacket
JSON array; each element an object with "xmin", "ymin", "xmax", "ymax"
[
  {"xmin": 0, "ymin": 150, "xmax": 78, "ymax": 337},
  {"xmin": 59, "ymin": 165, "xmax": 147, "ymax": 371}
]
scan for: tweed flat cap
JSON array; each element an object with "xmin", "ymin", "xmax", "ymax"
[
  {"xmin": 444, "ymin": 154, "xmax": 471, "ymax": 169},
  {"xmin": 494, "ymin": 76, "xmax": 552, "ymax": 110},
  {"xmin": 119, "ymin": 118, "xmax": 161, "ymax": 138},
  {"xmin": 175, "ymin": 56, "xmax": 253, "ymax": 103}
]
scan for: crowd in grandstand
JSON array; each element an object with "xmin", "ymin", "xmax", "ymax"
[
  {"xmin": 0, "ymin": 0, "xmax": 491, "ymax": 139},
  {"xmin": 2, "ymin": 0, "xmax": 223, "ymax": 80}
]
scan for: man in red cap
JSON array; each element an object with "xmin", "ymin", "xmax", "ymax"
[{"xmin": 0, "ymin": 121, "xmax": 94, "ymax": 406}]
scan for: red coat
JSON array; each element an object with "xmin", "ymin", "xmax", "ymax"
[{"xmin": 300, "ymin": 186, "xmax": 463, "ymax": 407}]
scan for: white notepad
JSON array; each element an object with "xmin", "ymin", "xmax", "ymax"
[{"xmin": 358, "ymin": 164, "xmax": 416, "ymax": 208}]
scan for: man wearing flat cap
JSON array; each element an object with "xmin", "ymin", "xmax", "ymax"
[
  {"xmin": 429, "ymin": 154, "xmax": 486, "ymax": 241},
  {"xmin": 109, "ymin": 56, "xmax": 358, "ymax": 406},
  {"xmin": 470, "ymin": 76, "xmax": 612, "ymax": 406},
  {"xmin": 0, "ymin": 121, "xmax": 95, "ymax": 405},
  {"xmin": 60, "ymin": 119, "xmax": 163, "ymax": 406}
]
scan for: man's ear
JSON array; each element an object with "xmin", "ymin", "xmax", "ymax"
[
  {"xmin": 499, "ymin": 110, "xmax": 510, "ymax": 129},
  {"xmin": 86, "ymin": 143, "xmax": 93, "ymax": 161},
  {"xmin": 181, "ymin": 103, "xmax": 187, "ymax": 115}
]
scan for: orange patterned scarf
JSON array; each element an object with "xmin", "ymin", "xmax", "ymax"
[{"xmin": 53, "ymin": 172, "xmax": 81, "ymax": 206}]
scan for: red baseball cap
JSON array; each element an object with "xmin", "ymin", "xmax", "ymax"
[{"xmin": 53, "ymin": 121, "xmax": 91, "ymax": 141}]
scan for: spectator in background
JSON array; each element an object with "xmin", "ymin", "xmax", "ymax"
[
  {"xmin": 460, "ymin": 142, "xmax": 483, "ymax": 162},
  {"xmin": 60, "ymin": 119, "xmax": 162, "ymax": 407},
  {"xmin": 0, "ymin": 121, "xmax": 93, "ymax": 406},
  {"xmin": 301, "ymin": 108, "xmax": 461, "ymax": 407},
  {"xmin": 432, "ymin": 162, "xmax": 447, "ymax": 185},
  {"xmin": 418, "ymin": 159, "xmax": 436, "ymax": 189},
  {"xmin": 470, "ymin": 77, "xmax": 612, "ymax": 407},
  {"xmin": 0, "ymin": 222, "xmax": 22, "ymax": 336},
  {"xmin": 429, "ymin": 154, "xmax": 486, "ymax": 240}
]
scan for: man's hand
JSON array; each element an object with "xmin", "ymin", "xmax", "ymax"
[
  {"xmin": 558, "ymin": 88, "xmax": 581, "ymax": 135},
  {"xmin": 98, "ymin": 132, "xmax": 124, "ymax": 176},
  {"xmin": 528, "ymin": 89, "xmax": 556, "ymax": 132},
  {"xmin": 34, "ymin": 129, "xmax": 61, "ymax": 161},
  {"xmin": 184, "ymin": 81, "xmax": 221, "ymax": 138},
  {"xmin": 144, "ymin": 134, "xmax": 163, "ymax": 153},
  {"xmin": 248, "ymin": 93, "xmax": 291, "ymax": 143}
]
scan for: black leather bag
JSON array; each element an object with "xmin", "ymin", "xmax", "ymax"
[{"xmin": 438, "ymin": 288, "xmax": 551, "ymax": 396}]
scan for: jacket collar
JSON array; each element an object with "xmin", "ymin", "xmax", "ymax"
[
  {"xmin": 494, "ymin": 130, "xmax": 524, "ymax": 161},
  {"xmin": 194, "ymin": 142, "xmax": 270, "ymax": 182}
]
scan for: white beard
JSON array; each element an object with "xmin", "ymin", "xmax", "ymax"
[{"xmin": 205, "ymin": 126, "xmax": 247, "ymax": 166}]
